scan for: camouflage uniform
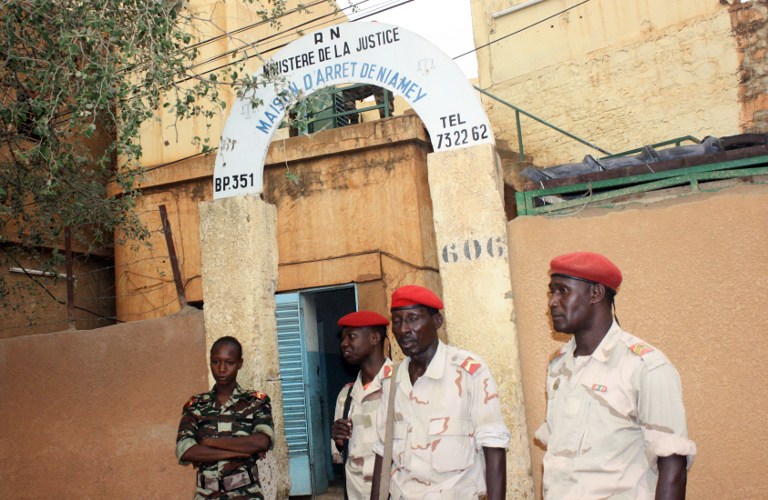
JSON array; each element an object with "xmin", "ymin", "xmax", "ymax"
[
  {"xmin": 372, "ymin": 341, "xmax": 510, "ymax": 499},
  {"xmin": 332, "ymin": 359, "xmax": 394, "ymax": 500},
  {"xmin": 176, "ymin": 384, "xmax": 274, "ymax": 499},
  {"xmin": 536, "ymin": 322, "xmax": 697, "ymax": 499}
]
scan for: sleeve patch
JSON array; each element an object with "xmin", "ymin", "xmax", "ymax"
[
  {"xmin": 629, "ymin": 343, "xmax": 654, "ymax": 356},
  {"xmin": 183, "ymin": 396, "xmax": 197, "ymax": 409},
  {"xmin": 460, "ymin": 356, "xmax": 481, "ymax": 375},
  {"xmin": 251, "ymin": 391, "xmax": 269, "ymax": 401},
  {"xmin": 383, "ymin": 365, "xmax": 393, "ymax": 379}
]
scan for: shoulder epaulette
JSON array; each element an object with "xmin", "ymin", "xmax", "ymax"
[
  {"xmin": 460, "ymin": 356, "xmax": 482, "ymax": 375},
  {"xmin": 382, "ymin": 365, "xmax": 393, "ymax": 379},
  {"xmin": 548, "ymin": 348, "xmax": 567, "ymax": 364},
  {"xmin": 183, "ymin": 396, "xmax": 198, "ymax": 409},
  {"xmin": 629, "ymin": 343, "xmax": 655, "ymax": 357},
  {"xmin": 251, "ymin": 391, "xmax": 269, "ymax": 401}
]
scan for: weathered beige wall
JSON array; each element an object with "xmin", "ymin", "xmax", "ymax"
[
  {"xmin": 136, "ymin": 0, "xmax": 344, "ymax": 166},
  {"xmin": 117, "ymin": 115, "xmax": 439, "ymax": 323},
  {"xmin": 427, "ymin": 144, "xmax": 533, "ymax": 497},
  {"xmin": 0, "ymin": 307, "xmax": 208, "ymax": 498},
  {"xmin": 472, "ymin": 0, "xmax": 743, "ymax": 165},
  {"xmin": 199, "ymin": 195, "xmax": 287, "ymax": 498},
  {"xmin": 507, "ymin": 183, "xmax": 768, "ymax": 498},
  {"xmin": 1, "ymin": 251, "xmax": 116, "ymax": 338},
  {"xmin": 262, "ymin": 114, "xmax": 439, "ymax": 294}
]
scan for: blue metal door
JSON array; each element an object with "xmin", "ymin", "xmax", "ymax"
[
  {"xmin": 276, "ymin": 286, "xmax": 356, "ymax": 495},
  {"xmin": 275, "ymin": 293, "xmax": 312, "ymax": 495}
]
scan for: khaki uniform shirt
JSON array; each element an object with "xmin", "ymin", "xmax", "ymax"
[
  {"xmin": 332, "ymin": 359, "xmax": 394, "ymax": 500},
  {"xmin": 373, "ymin": 341, "xmax": 510, "ymax": 500},
  {"xmin": 536, "ymin": 322, "xmax": 696, "ymax": 499}
]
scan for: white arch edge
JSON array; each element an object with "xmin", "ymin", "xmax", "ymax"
[{"xmin": 212, "ymin": 22, "xmax": 493, "ymax": 200}]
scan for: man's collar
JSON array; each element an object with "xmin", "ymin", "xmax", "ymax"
[
  {"xmin": 590, "ymin": 321, "xmax": 621, "ymax": 362},
  {"xmin": 421, "ymin": 341, "xmax": 447, "ymax": 379}
]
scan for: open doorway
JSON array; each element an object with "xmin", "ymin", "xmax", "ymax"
[{"xmin": 276, "ymin": 285, "xmax": 358, "ymax": 498}]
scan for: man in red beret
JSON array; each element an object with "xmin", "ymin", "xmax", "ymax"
[
  {"xmin": 331, "ymin": 310, "xmax": 392, "ymax": 500},
  {"xmin": 537, "ymin": 252, "xmax": 696, "ymax": 499},
  {"xmin": 370, "ymin": 285, "xmax": 510, "ymax": 500}
]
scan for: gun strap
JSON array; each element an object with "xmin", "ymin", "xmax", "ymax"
[
  {"xmin": 378, "ymin": 362, "xmax": 399, "ymax": 500},
  {"xmin": 341, "ymin": 384, "xmax": 353, "ymax": 463}
]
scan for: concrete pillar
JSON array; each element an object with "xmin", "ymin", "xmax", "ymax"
[
  {"xmin": 427, "ymin": 144, "xmax": 534, "ymax": 498},
  {"xmin": 199, "ymin": 195, "xmax": 288, "ymax": 499}
]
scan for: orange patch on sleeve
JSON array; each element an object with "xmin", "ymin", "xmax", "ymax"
[{"xmin": 461, "ymin": 356, "xmax": 481, "ymax": 375}]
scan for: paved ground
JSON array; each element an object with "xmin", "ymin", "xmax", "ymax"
[{"xmin": 290, "ymin": 476, "xmax": 345, "ymax": 499}]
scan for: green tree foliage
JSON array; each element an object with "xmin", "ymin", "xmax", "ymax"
[{"xmin": 0, "ymin": 0, "xmax": 334, "ymax": 311}]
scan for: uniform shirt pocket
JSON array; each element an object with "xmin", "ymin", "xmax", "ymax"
[
  {"xmin": 427, "ymin": 417, "xmax": 475, "ymax": 473},
  {"xmin": 551, "ymin": 392, "xmax": 591, "ymax": 454}
]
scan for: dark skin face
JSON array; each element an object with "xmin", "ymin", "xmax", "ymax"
[
  {"xmin": 210, "ymin": 343, "xmax": 243, "ymax": 399},
  {"xmin": 339, "ymin": 326, "xmax": 379, "ymax": 365},
  {"xmin": 548, "ymin": 275, "xmax": 598, "ymax": 334},
  {"xmin": 391, "ymin": 306, "xmax": 442, "ymax": 382}
]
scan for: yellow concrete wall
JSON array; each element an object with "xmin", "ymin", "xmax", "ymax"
[
  {"xmin": 137, "ymin": 0, "xmax": 345, "ymax": 167},
  {"xmin": 507, "ymin": 183, "xmax": 768, "ymax": 498},
  {"xmin": 116, "ymin": 115, "xmax": 439, "ymax": 324},
  {"xmin": 0, "ymin": 307, "xmax": 208, "ymax": 498},
  {"xmin": 427, "ymin": 145, "xmax": 533, "ymax": 496},
  {"xmin": 472, "ymin": 0, "xmax": 742, "ymax": 166}
]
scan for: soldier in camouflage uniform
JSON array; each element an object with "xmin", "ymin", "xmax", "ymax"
[
  {"xmin": 176, "ymin": 336, "xmax": 274, "ymax": 499},
  {"xmin": 537, "ymin": 252, "xmax": 696, "ymax": 499},
  {"xmin": 371, "ymin": 286, "xmax": 510, "ymax": 500},
  {"xmin": 331, "ymin": 310, "xmax": 393, "ymax": 500}
]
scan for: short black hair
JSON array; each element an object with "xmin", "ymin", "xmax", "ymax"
[
  {"xmin": 211, "ymin": 336, "xmax": 243, "ymax": 359},
  {"xmin": 371, "ymin": 325, "xmax": 387, "ymax": 344}
]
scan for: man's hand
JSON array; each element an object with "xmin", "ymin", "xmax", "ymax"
[{"xmin": 332, "ymin": 418, "xmax": 353, "ymax": 450}]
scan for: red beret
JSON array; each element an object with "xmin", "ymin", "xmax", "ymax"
[
  {"xmin": 390, "ymin": 285, "xmax": 444, "ymax": 310},
  {"xmin": 550, "ymin": 252, "xmax": 622, "ymax": 291},
  {"xmin": 337, "ymin": 310, "xmax": 389, "ymax": 327}
]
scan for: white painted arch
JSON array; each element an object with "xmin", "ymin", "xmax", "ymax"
[{"xmin": 212, "ymin": 21, "xmax": 494, "ymax": 199}]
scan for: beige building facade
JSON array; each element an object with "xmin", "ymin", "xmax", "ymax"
[
  {"xmin": 4, "ymin": 2, "xmax": 768, "ymax": 498},
  {"xmin": 471, "ymin": 0, "xmax": 768, "ymax": 166}
]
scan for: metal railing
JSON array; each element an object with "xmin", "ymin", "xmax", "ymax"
[
  {"xmin": 293, "ymin": 84, "xmax": 394, "ymax": 135},
  {"xmin": 600, "ymin": 136, "xmax": 701, "ymax": 159},
  {"xmin": 474, "ymin": 85, "xmax": 613, "ymax": 162}
]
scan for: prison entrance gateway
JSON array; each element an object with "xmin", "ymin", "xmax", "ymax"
[{"xmin": 202, "ymin": 18, "xmax": 530, "ymax": 499}]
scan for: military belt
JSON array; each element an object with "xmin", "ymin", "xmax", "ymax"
[{"xmin": 197, "ymin": 465, "xmax": 257, "ymax": 492}]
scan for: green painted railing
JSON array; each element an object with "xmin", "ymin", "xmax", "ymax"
[
  {"xmin": 474, "ymin": 86, "xmax": 613, "ymax": 162},
  {"xmin": 295, "ymin": 84, "xmax": 393, "ymax": 135},
  {"xmin": 600, "ymin": 136, "xmax": 701, "ymax": 159},
  {"xmin": 515, "ymin": 154, "xmax": 768, "ymax": 216}
]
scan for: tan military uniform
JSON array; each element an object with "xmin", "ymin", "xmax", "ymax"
[
  {"xmin": 536, "ymin": 322, "xmax": 696, "ymax": 499},
  {"xmin": 332, "ymin": 359, "xmax": 394, "ymax": 500},
  {"xmin": 373, "ymin": 341, "xmax": 510, "ymax": 499}
]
